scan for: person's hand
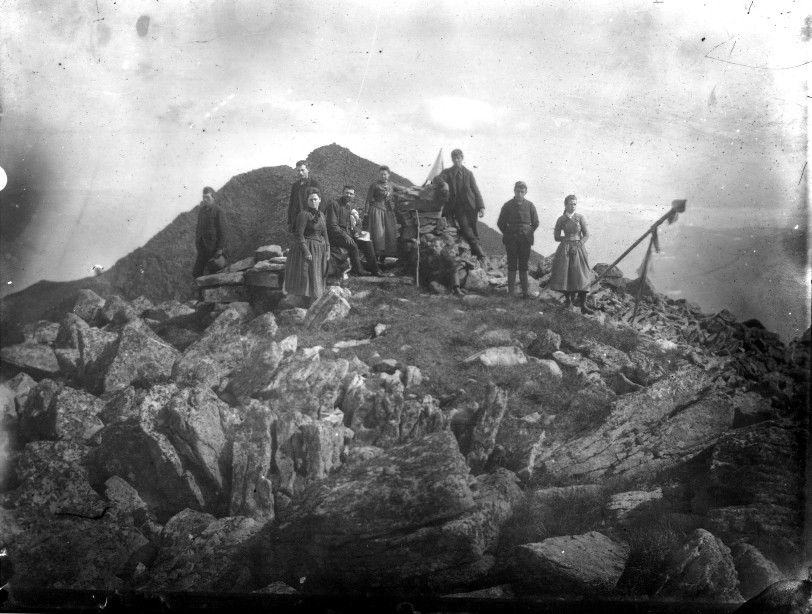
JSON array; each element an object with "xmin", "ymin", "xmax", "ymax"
[
  {"xmin": 478, "ymin": 209, "xmax": 485, "ymax": 218},
  {"xmin": 305, "ymin": 253, "xmax": 313, "ymax": 262}
]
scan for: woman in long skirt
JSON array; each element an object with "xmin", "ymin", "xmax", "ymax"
[
  {"xmin": 549, "ymin": 194, "xmax": 593, "ymax": 313},
  {"xmin": 284, "ymin": 188, "xmax": 330, "ymax": 304},
  {"xmin": 364, "ymin": 165, "xmax": 400, "ymax": 265}
]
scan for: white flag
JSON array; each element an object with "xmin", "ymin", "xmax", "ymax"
[{"xmin": 422, "ymin": 149, "xmax": 444, "ymax": 186}]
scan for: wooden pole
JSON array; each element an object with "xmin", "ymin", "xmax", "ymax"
[
  {"xmin": 415, "ymin": 209, "xmax": 421, "ymax": 286},
  {"xmin": 631, "ymin": 234, "xmax": 656, "ymax": 319},
  {"xmin": 590, "ymin": 199, "xmax": 686, "ymax": 288}
]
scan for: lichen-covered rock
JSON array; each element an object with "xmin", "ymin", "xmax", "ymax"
[
  {"xmin": 512, "ymin": 531, "xmax": 630, "ymax": 595},
  {"xmin": 304, "ymin": 289, "xmax": 351, "ymax": 329},
  {"xmin": 463, "ymin": 384, "xmax": 508, "ymax": 474},
  {"xmin": 527, "ymin": 329, "xmax": 562, "ymax": 358},
  {"xmin": 604, "ymin": 488, "xmax": 665, "ymax": 526},
  {"xmin": 72, "ymin": 288, "xmax": 106, "ymax": 324},
  {"xmin": 732, "ymin": 543, "xmax": 784, "ymax": 601},
  {"xmin": 277, "ymin": 308, "xmax": 307, "ymax": 326},
  {"xmin": 77, "ymin": 327, "xmax": 118, "ymax": 388},
  {"xmin": 55, "ymin": 313, "xmax": 90, "ymax": 349},
  {"xmin": 0, "ymin": 343, "xmax": 60, "ymax": 378},
  {"xmin": 135, "ymin": 509, "xmax": 262, "ymax": 592},
  {"xmin": 142, "ymin": 300, "xmax": 196, "ymax": 322},
  {"xmin": 254, "ymin": 432, "xmax": 520, "ymax": 591},
  {"xmin": 532, "ymin": 366, "xmax": 737, "ymax": 481},
  {"xmin": 654, "ymin": 528, "xmax": 742, "ymax": 602},
  {"xmin": 172, "ymin": 305, "xmax": 254, "ymax": 388},
  {"xmin": 464, "ymin": 346, "xmax": 527, "ymax": 368},
  {"xmin": 20, "ymin": 384, "xmax": 104, "ymax": 443},
  {"xmin": 22, "ymin": 320, "xmax": 60, "ymax": 346},
  {"xmin": 229, "ymin": 400, "xmax": 275, "ymax": 521},
  {"xmin": 230, "ymin": 334, "xmax": 297, "ymax": 401},
  {"xmin": 99, "ymin": 295, "xmax": 138, "ymax": 325}
]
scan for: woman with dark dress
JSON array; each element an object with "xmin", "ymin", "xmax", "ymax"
[
  {"xmin": 364, "ymin": 166, "xmax": 400, "ymax": 266},
  {"xmin": 497, "ymin": 181, "xmax": 539, "ymax": 298},
  {"xmin": 283, "ymin": 188, "xmax": 330, "ymax": 304},
  {"xmin": 549, "ymin": 194, "xmax": 593, "ymax": 313}
]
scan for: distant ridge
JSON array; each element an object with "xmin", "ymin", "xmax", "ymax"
[{"xmin": 0, "ymin": 144, "xmax": 517, "ymax": 342}]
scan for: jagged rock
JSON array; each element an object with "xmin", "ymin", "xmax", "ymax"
[
  {"xmin": 527, "ymin": 328, "xmax": 561, "ymax": 357},
  {"xmin": 343, "ymin": 444, "xmax": 385, "ymax": 465},
  {"xmin": 404, "ymin": 365, "xmax": 422, "ymax": 388},
  {"xmin": 733, "ymin": 577, "xmax": 812, "ymax": 613},
  {"xmin": 77, "ymin": 326, "xmax": 118, "ymax": 387},
  {"xmin": 732, "ymin": 543, "xmax": 784, "ymax": 601},
  {"xmin": 95, "ymin": 321, "xmax": 181, "ymax": 393},
  {"xmin": 231, "ymin": 335, "xmax": 297, "ymax": 401},
  {"xmin": 7, "ymin": 515, "xmax": 149, "ymax": 591},
  {"xmin": 446, "ymin": 583, "xmax": 515, "ymax": 599},
  {"xmin": 607, "ymin": 372, "xmax": 645, "ymax": 395},
  {"xmin": 0, "ymin": 343, "xmax": 60, "ymax": 378},
  {"xmin": 223, "ymin": 256, "xmax": 257, "ymax": 273},
  {"xmin": 99, "ymin": 295, "xmax": 138, "ymax": 325},
  {"xmin": 229, "ymin": 400, "xmax": 275, "ymax": 521},
  {"xmin": 104, "ymin": 475, "xmax": 161, "ymax": 539},
  {"xmin": 605, "ymin": 488, "xmax": 665, "ymax": 526},
  {"xmin": 304, "ymin": 288, "xmax": 351, "ymax": 329},
  {"xmin": 254, "ymin": 433, "xmax": 520, "ymax": 591},
  {"xmin": 624, "ymin": 276, "xmax": 657, "ymax": 297},
  {"xmin": 20, "ymin": 383, "xmax": 104, "ymax": 443},
  {"xmin": 551, "ymin": 351, "xmax": 601, "ymax": 383},
  {"xmin": 462, "ymin": 267, "xmax": 491, "ymax": 293},
  {"xmin": 344, "ymin": 370, "xmax": 447, "ymax": 449},
  {"xmin": 731, "ymin": 390, "xmax": 778, "ymax": 428},
  {"xmin": 129, "ymin": 295, "xmax": 154, "ymax": 315},
  {"xmin": 136, "ymin": 509, "xmax": 262, "ymax": 592},
  {"xmin": 373, "ymin": 358, "xmax": 400, "ymax": 374},
  {"xmin": 142, "ymin": 300, "xmax": 196, "ymax": 322},
  {"xmin": 532, "ymin": 365, "xmax": 737, "ymax": 481},
  {"xmin": 260, "ymin": 352, "xmax": 363, "ymax": 419},
  {"xmin": 464, "ymin": 384, "xmax": 509, "ymax": 474},
  {"xmin": 464, "ymin": 346, "xmax": 527, "ymax": 368},
  {"xmin": 254, "ymin": 581, "xmax": 299, "ymax": 594},
  {"xmin": 90, "ymin": 383, "xmax": 220, "ymax": 520},
  {"xmin": 72, "ymin": 288, "xmax": 105, "ymax": 324},
  {"xmin": 277, "ymin": 308, "xmax": 307, "ymax": 326},
  {"xmin": 195, "ymin": 271, "xmax": 245, "ymax": 288},
  {"xmin": 3, "ymin": 440, "xmax": 106, "ymax": 518},
  {"xmin": 54, "ymin": 348, "xmax": 80, "ymax": 380},
  {"xmin": 172, "ymin": 305, "xmax": 255, "ymax": 388},
  {"xmin": 534, "ymin": 358, "xmax": 563, "ymax": 381},
  {"xmin": 22, "ymin": 320, "xmax": 60, "ymax": 345},
  {"xmin": 654, "ymin": 528, "xmax": 742, "ymax": 602},
  {"xmin": 7, "ymin": 371, "xmax": 37, "ymax": 412},
  {"xmin": 202, "ymin": 285, "xmax": 248, "ymax": 303},
  {"xmin": 512, "ymin": 531, "xmax": 630, "ymax": 595}
]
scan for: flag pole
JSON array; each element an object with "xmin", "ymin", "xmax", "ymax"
[
  {"xmin": 631, "ymin": 234, "xmax": 656, "ymax": 319},
  {"xmin": 590, "ymin": 199, "xmax": 686, "ymax": 288}
]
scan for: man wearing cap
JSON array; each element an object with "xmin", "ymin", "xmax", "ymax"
[
  {"xmin": 324, "ymin": 185, "xmax": 380, "ymax": 276},
  {"xmin": 439, "ymin": 148, "xmax": 487, "ymax": 262},
  {"xmin": 192, "ymin": 186, "xmax": 228, "ymax": 278},
  {"xmin": 497, "ymin": 181, "xmax": 539, "ymax": 298},
  {"xmin": 287, "ymin": 160, "xmax": 321, "ymax": 234}
]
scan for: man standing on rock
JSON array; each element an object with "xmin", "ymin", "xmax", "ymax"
[
  {"xmin": 192, "ymin": 186, "xmax": 228, "ymax": 278},
  {"xmin": 287, "ymin": 160, "xmax": 321, "ymax": 234},
  {"xmin": 439, "ymin": 148, "xmax": 487, "ymax": 264},
  {"xmin": 324, "ymin": 185, "xmax": 380, "ymax": 276}
]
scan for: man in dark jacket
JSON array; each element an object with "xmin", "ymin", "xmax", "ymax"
[
  {"xmin": 497, "ymin": 181, "xmax": 539, "ymax": 298},
  {"xmin": 192, "ymin": 186, "xmax": 228, "ymax": 278},
  {"xmin": 439, "ymin": 149, "xmax": 486, "ymax": 262},
  {"xmin": 324, "ymin": 185, "xmax": 380, "ymax": 276},
  {"xmin": 287, "ymin": 160, "xmax": 321, "ymax": 233}
]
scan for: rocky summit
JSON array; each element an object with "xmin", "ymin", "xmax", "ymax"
[{"xmin": 0, "ymin": 147, "xmax": 809, "ymax": 611}]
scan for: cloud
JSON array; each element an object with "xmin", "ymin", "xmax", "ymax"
[{"xmin": 421, "ymin": 96, "xmax": 506, "ymax": 133}]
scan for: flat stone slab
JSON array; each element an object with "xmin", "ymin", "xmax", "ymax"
[{"xmin": 195, "ymin": 271, "xmax": 245, "ymax": 287}]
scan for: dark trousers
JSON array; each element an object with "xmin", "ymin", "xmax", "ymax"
[
  {"xmin": 505, "ymin": 236, "xmax": 532, "ymax": 272},
  {"xmin": 330, "ymin": 230, "xmax": 379, "ymax": 275},
  {"xmin": 450, "ymin": 205, "xmax": 485, "ymax": 258},
  {"xmin": 192, "ymin": 241, "xmax": 215, "ymax": 278}
]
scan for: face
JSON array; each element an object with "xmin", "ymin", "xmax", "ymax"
[
  {"xmin": 296, "ymin": 165, "xmax": 309, "ymax": 180},
  {"xmin": 378, "ymin": 169, "xmax": 390, "ymax": 181},
  {"xmin": 307, "ymin": 193, "xmax": 320, "ymax": 209},
  {"xmin": 565, "ymin": 198, "xmax": 577, "ymax": 213},
  {"xmin": 343, "ymin": 188, "xmax": 356, "ymax": 202},
  {"xmin": 202, "ymin": 192, "xmax": 215, "ymax": 205},
  {"xmin": 514, "ymin": 187, "xmax": 527, "ymax": 202},
  {"xmin": 452, "ymin": 154, "xmax": 463, "ymax": 168}
]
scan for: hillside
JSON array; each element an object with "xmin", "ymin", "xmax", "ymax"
[{"xmin": 0, "ymin": 144, "xmax": 520, "ymax": 343}]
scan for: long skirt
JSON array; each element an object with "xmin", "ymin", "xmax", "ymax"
[
  {"xmin": 368, "ymin": 204, "xmax": 398, "ymax": 257},
  {"xmin": 549, "ymin": 240, "xmax": 591, "ymax": 291},
  {"xmin": 283, "ymin": 238, "xmax": 329, "ymax": 298}
]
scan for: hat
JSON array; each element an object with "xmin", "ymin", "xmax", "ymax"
[{"xmin": 355, "ymin": 231, "xmax": 371, "ymax": 242}]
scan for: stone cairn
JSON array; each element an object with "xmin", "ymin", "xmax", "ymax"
[{"xmin": 195, "ymin": 245, "xmax": 286, "ymax": 307}]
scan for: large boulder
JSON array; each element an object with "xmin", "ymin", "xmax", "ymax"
[
  {"xmin": 732, "ymin": 543, "xmax": 784, "ymax": 601},
  {"xmin": 229, "ymin": 400, "xmax": 276, "ymax": 521},
  {"xmin": 532, "ymin": 365, "xmax": 737, "ymax": 481},
  {"xmin": 304, "ymin": 287, "xmax": 351, "ymax": 329},
  {"xmin": 72, "ymin": 288, "xmax": 105, "ymax": 324},
  {"xmin": 0, "ymin": 343, "xmax": 60, "ymax": 378},
  {"xmin": 253, "ymin": 431, "xmax": 520, "ymax": 592},
  {"xmin": 77, "ymin": 327, "xmax": 118, "ymax": 388},
  {"xmin": 511, "ymin": 531, "xmax": 630, "ymax": 595},
  {"xmin": 459, "ymin": 383, "xmax": 509, "ymax": 474},
  {"xmin": 230, "ymin": 335, "xmax": 297, "ymax": 402},
  {"xmin": 654, "ymin": 528, "xmax": 742, "ymax": 602},
  {"xmin": 20, "ymin": 383, "xmax": 104, "ymax": 443},
  {"xmin": 135, "ymin": 509, "xmax": 262, "ymax": 592}
]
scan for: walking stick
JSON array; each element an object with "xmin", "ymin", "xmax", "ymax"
[
  {"xmin": 415, "ymin": 209, "xmax": 421, "ymax": 286},
  {"xmin": 631, "ymin": 234, "xmax": 656, "ymax": 319},
  {"xmin": 590, "ymin": 199, "xmax": 687, "ymax": 288}
]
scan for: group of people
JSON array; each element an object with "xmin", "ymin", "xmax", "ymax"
[{"xmin": 193, "ymin": 148, "xmax": 594, "ymax": 311}]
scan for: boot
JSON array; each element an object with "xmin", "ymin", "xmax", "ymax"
[
  {"xmin": 507, "ymin": 270, "xmax": 517, "ymax": 296},
  {"xmin": 519, "ymin": 271, "xmax": 530, "ymax": 299},
  {"xmin": 360, "ymin": 243, "xmax": 380, "ymax": 275},
  {"xmin": 563, "ymin": 292, "xmax": 573, "ymax": 308},
  {"xmin": 578, "ymin": 291, "xmax": 593, "ymax": 314}
]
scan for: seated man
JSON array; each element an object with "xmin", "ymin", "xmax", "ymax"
[{"xmin": 324, "ymin": 185, "xmax": 380, "ymax": 276}]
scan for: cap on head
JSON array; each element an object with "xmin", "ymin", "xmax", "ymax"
[
  {"xmin": 202, "ymin": 186, "xmax": 215, "ymax": 196},
  {"xmin": 451, "ymin": 149, "xmax": 463, "ymax": 159},
  {"xmin": 295, "ymin": 160, "xmax": 308, "ymax": 169},
  {"xmin": 379, "ymin": 165, "xmax": 390, "ymax": 173},
  {"xmin": 514, "ymin": 181, "xmax": 527, "ymax": 191}
]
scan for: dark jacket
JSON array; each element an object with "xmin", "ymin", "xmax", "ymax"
[
  {"xmin": 439, "ymin": 166, "xmax": 485, "ymax": 213},
  {"xmin": 324, "ymin": 197, "xmax": 355, "ymax": 241},
  {"xmin": 287, "ymin": 177, "xmax": 321, "ymax": 230},
  {"xmin": 497, "ymin": 198, "xmax": 539, "ymax": 246},
  {"xmin": 195, "ymin": 201, "xmax": 227, "ymax": 252}
]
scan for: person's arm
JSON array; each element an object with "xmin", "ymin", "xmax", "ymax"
[
  {"xmin": 553, "ymin": 216, "xmax": 564, "ymax": 242},
  {"xmin": 578, "ymin": 214, "xmax": 588, "ymax": 244},
  {"xmin": 496, "ymin": 203, "xmax": 508, "ymax": 235},
  {"xmin": 530, "ymin": 203, "xmax": 539, "ymax": 232},
  {"xmin": 325, "ymin": 201, "xmax": 342, "ymax": 238},
  {"xmin": 469, "ymin": 170, "xmax": 485, "ymax": 216}
]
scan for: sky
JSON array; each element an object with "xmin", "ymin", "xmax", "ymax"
[{"xmin": 0, "ymin": 0, "xmax": 809, "ymax": 335}]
